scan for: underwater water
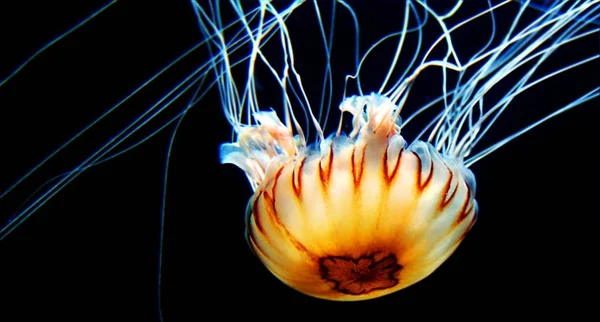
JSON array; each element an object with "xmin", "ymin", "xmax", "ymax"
[{"xmin": 1, "ymin": 1, "xmax": 598, "ymax": 320}]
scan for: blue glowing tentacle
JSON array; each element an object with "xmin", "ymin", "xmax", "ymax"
[{"xmin": 0, "ymin": 1, "xmax": 117, "ymax": 88}]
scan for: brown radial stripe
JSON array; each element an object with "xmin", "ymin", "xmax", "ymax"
[
  {"xmin": 439, "ymin": 165, "xmax": 458, "ymax": 210},
  {"xmin": 252, "ymin": 192, "xmax": 265, "ymax": 234},
  {"xmin": 247, "ymin": 225, "xmax": 274, "ymax": 263},
  {"xmin": 351, "ymin": 146, "xmax": 366, "ymax": 189},
  {"xmin": 412, "ymin": 151, "xmax": 434, "ymax": 192},
  {"xmin": 382, "ymin": 144, "xmax": 403, "ymax": 186},
  {"xmin": 247, "ymin": 213, "xmax": 269, "ymax": 259},
  {"xmin": 458, "ymin": 215, "xmax": 477, "ymax": 243},
  {"xmin": 455, "ymin": 185, "xmax": 472, "ymax": 225},
  {"xmin": 318, "ymin": 144, "xmax": 334, "ymax": 190},
  {"xmin": 291, "ymin": 157, "xmax": 307, "ymax": 200},
  {"xmin": 267, "ymin": 166, "xmax": 317, "ymax": 261}
]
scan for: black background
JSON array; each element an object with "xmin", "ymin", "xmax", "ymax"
[{"xmin": 1, "ymin": 1, "xmax": 598, "ymax": 321}]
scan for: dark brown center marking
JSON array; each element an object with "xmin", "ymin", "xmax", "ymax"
[{"xmin": 319, "ymin": 253, "xmax": 402, "ymax": 295}]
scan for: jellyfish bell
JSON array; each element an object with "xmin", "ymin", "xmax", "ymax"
[{"xmin": 222, "ymin": 93, "xmax": 478, "ymax": 300}]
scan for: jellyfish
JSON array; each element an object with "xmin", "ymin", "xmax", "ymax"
[
  {"xmin": 0, "ymin": 0, "xmax": 598, "ymax": 317},
  {"xmin": 196, "ymin": 0, "xmax": 599, "ymax": 300}
]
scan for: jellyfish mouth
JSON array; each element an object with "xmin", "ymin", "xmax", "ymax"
[{"xmin": 319, "ymin": 253, "xmax": 402, "ymax": 295}]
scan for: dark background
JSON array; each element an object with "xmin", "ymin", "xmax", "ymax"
[{"xmin": 1, "ymin": 1, "xmax": 598, "ymax": 321}]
